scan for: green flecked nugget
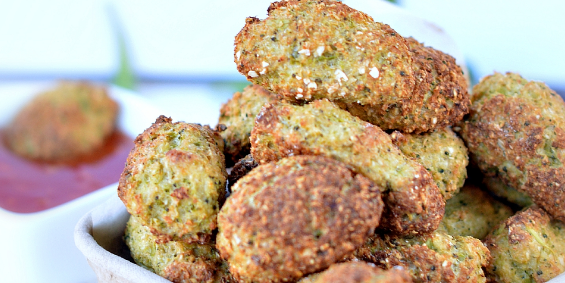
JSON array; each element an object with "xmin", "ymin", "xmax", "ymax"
[
  {"xmin": 458, "ymin": 72, "xmax": 565, "ymax": 222},
  {"xmin": 484, "ymin": 206, "xmax": 565, "ymax": 283},
  {"xmin": 250, "ymin": 99, "xmax": 444, "ymax": 236},
  {"xmin": 390, "ymin": 127, "xmax": 468, "ymax": 200},
  {"xmin": 482, "ymin": 176, "xmax": 534, "ymax": 208},
  {"xmin": 118, "ymin": 116, "xmax": 227, "ymax": 244}
]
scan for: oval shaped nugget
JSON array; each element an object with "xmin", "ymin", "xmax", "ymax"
[
  {"xmin": 218, "ymin": 84, "xmax": 279, "ymax": 166},
  {"xmin": 124, "ymin": 216, "xmax": 233, "ymax": 283},
  {"xmin": 484, "ymin": 206, "xmax": 565, "ymax": 283},
  {"xmin": 390, "ymin": 127, "xmax": 468, "ymax": 200},
  {"xmin": 459, "ymin": 72, "xmax": 565, "ymax": 222},
  {"xmin": 4, "ymin": 81, "xmax": 118, "ymax": 161},
  {"xmin": 118, "ymin": 116, "xmax": 227, "ymax": 243},
  {"xmin": 353, "ymin": 231, "xmax": 491, "ymax": 283},
  {"xmin": 299, "ymin": 262, "xmax": 412, "ymax": 283},
  {"xmin": 217, "ymin": 155, "xmax": 383, "ymax": 283},
  {"xmin": 251, "ymin": 99, "xmax": 444, "ymax": 235}
]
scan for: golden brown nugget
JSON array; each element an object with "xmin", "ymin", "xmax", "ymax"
[
  {"xmin": 124, "ymin": 216, "xmax": 234, "ymax": 283},
  {"xmin": 390, "ymin": 127, "xmax": 468, "ymax": 200},
  {"xmin": 118, "ymin": 116, "xmax": 227, "ymax": 244},
  {"xmin": 217, "ymin": 155, "xmax": 383, "ymax": 283},
  {"xmin": 353, "ymin": 231, "xmax": 490, "ymax": 283},
  {"xmin": 340, "ymin": 38, "xmax": 469, "ymax": 133},
  {"xmin": 483, "ymin": 176, "xmax": 534, "ymax": 208},
  {"xmin": 458, "ymin": 72, "xmax": 565, "ymax": 222},
  {"xmin": 218, "ymin": 84, "xmax": 279, "ymax": 166},
  {"xmin": 4, "ymin": 81, "xmax": 118, "ymax": 161},
  {"xmin": 251, "ymin": 100, "xmax": 444, "ymax": 235},
  {"xmin": 484, "ymin": 206, "xmax": 565, "ymax": 283},
  {"xmin": 299, "ymin": 262, "xmax": 412, "ymax": 283},
  {"xmin": 437, "ymin": 184, "xmax": 513, "ymax": 240}
]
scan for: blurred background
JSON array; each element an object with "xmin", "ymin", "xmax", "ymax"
[{"xmin": 0, "ymin": 0, "xmax": 563, "ymax": 126}]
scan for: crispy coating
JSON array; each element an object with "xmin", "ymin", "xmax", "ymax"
[
  {"xmin": 218, "ymin": 84, "xmax": 279, "ymax": 166},
  {"xmin": 483, "ymin": 176, "xmax": 534, "ymax": 208},
  {"xmin": 124, "ymin": 216, "xmax": 234, "ymax": 283},
  {"xmin": 216, "ymin": 155, "xmax": 383, "ymax": 283},
  {"xmin": 118, "ymin": 116, "xmax": 227, "ymax": 244},
  {"xmin": 299, "ymin": 262, "xmax": 412, "ymax": 283},
  {"xmin": 353, "ymin": 231, "xmax": 490, "ymax": 283},
  {"xmin": 484, "ymin": 206, "xmax": 565, "ymax": 283},
  {"xmin": 390, "ymin": 127, "xmax": 468, "ymax": 200},
  {"xmin": 437, "ymin": 184, "xmax": 513, "ymax": 240},
  {"xmin": 458, "ymin": 72, "xmax": 565, "ymax": 222},
  {"xmin": 4, "ymin": 81, "xmax": 118, "ymax": 161},
  {"xmin": 251, "ymin": 100, "xmax": 444, "ymax": 235},
  {"xmin": 227, "ymin": 154, "xmax": 258, "ymax": 190},
  {"xmin": 339, "ymin": 38, "xmax": 469, "ymax": 133}
]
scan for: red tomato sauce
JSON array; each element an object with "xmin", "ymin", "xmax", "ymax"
[{"xmin": 0, "ymin": 130, "xmax": 133, "ymax": 213}]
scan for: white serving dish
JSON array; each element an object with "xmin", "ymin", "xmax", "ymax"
[{"xmin": 0, "ymin": 82, "xmax": 163, "ymax": 283}]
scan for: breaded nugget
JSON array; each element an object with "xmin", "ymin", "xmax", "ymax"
[
  {"xmin": 299, "ymin": 262, "xmax": 412, "ymax": 283},
  {"xmin": 124, "ymin": 216, "xmax": 234, "ymax": 283},
  {"xmin": 353, "ymin": 231, "xmax": 490, "ymax": 283},
  {"xmin": 484, "ymin": 206, "xmax": 565, "ymax": 283},
  {"xmin": 218, "ymin": 84, "xmax": 279, "ymax": 166},
  {"xmin": 118, "ymin": 116, "xmax": 227, "ymax": 244},
  {"xmin": 483, "ymin": 176, "xmax": 534, "ymax": 208},
  {"xmin": 227, "ymin": 154, "xmax": 258, "ymax": 190},
  {"xmin": 216, "ymin": 155, "xmax": 383, "ymax": 283},
  {"xmin": 4, "ymin": 81, "xmax": 118, "ymax": 161},
  {"xmin": 437, "ymin": 184, "xmax": 513, "ymax": 240},
  {"xmin": 340, "ymin": 38, "xmax": 469, "ymax": 133},
  {"xmin": 458, "ymin": 72, "xmax": 565, "ymax": 222},
  {"xmin": 251, "ymin": 100, "xmax": 444, "ymax": 235},
  {"xmin": 390, "ymin": 127, "xmax": 468, "ymax": 200}
]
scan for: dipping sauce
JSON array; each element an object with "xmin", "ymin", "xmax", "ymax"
[{"xmin": 0, "ymin": 130, "xmax": 133, "ymax": 213}]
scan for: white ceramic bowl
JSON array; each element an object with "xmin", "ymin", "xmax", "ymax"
[{"xmin": 0, "ymin": 82, "xmax": 162, "ymax": 283}]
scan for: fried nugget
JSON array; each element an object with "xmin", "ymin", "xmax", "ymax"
[
  {"xmin": 437, "ymin": 184, "xmax": 513, "ymax": 240},
  {"xmin": 4, "ymin": 81, "xmax": 118, "ymax": 161},
  {"xmin": 483, "ymin": 176, "xmax": 534, "ymax": 208},
  {"xmin": 298, "ymin": 262, "xmax": 412, "ymax": 283},
  {"xmin": 251, "ymin": 99, "xmax": 444, "ymax": 235},
  {"xmin": 390, "ymin": 127, "xmax": 468, "ymax": 200},
  {"xmin": 216, "ymin": 155, "xmax": 383, "ymax": 283},
  {"xmin": 458, "ymin": 72, "xmax": 565, "ymax": 222},
  {"xmin": 484, "ymin": 206, "xmax": 565, "ymax": 283},
  {"xmin": 218, "ymin": 84, "xmax": 279, "ymax": 166},
  {"xmin": 124, "ymin": 216, "xmax": 234, "ymax": 283},
  {"xmin": 227, "ymin": 154, "xmax": 258, "ymax": 190},
  {"xmin": 353, "ymin": 231, "xmax": 490, "ymax": 283},
  {"xmin": 118, "ymin": 116, "xmax": 227, "ymax": 244}
]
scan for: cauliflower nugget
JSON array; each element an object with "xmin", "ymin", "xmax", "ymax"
[
  {"xmin": 484, "ymin": 206, "xmax": 565, "ymax": 283},
  {"xmin": 458, "ymin": 72, "xmax": 565, "ymax": 222},
  {"xmin": 217, "ymin": 155, "xmax": 383, "ymax": 283},
  {"xmin": 390, "ymin": 127, "xmax": 468, "ymax": 200},
  {"xmin": 118, "ymin": 116, "xmax": 227, "ymax": 244},
  {"xmin": 124, "ymin": 216, "xmax": 234, "ymax": 283},
  {"xmin": 218, "ymin": 84, "xmax": 279, "ymax": 166},
  {"xmin": 4, "ymin": 81, "xmax": 118, "ymax": 161},
  {"xmin": 437, "ymin": 184, "xmax": 513, "ymax": 240},
  {"xmin": 299, "ymin": 262, "xmax": 412, "ymax": 283},
  {"xmin": 483, "ymin": 176, "xmax": 534, "ymax": 208},
  {"xmin": 353, "ymin": 231, "xmax": 490, "ymax": 283},
  {"xmin": 251, "ymin": 99, "xmax": 444, "ymax": 235}
]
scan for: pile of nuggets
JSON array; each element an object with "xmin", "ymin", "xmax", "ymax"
[{"xmin": 118, "ymin": 1, "xmax": 565, "ymax": 282}]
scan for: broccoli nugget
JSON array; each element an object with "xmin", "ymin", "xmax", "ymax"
[
  {"xmin": 353, "ymin": 231, "xmax": 490, "ymax": 283},
  {"xmin": 437, "ymin": 184, "xmax": 513, "ymax": 240},
  {"xmin": 4, "ymin": 81, "xmax": 118, "ymax": 161},
  {"xmin": 458, "ymin": 72, "xmax": 565, "ymax": 222},
  {"xmin": 218, "ymin": 84, "xmax": 279, "ymax": 166},
  {"xmin": 124, "ymin": 216, "xmax": 234, "ymax": 283},
  {"xmin": 118, "ymin": 116, "xmax": 227, "ymax": 244},
  {"xmin": 484, "ymin": 206, "xmax": 565, "ymax": 283},
  {"xmin": 483, "ymin": 176, "xmax": 534, "ymax": 208},
  {"xmin": 299, "ymin": 262, "xmax": 412, "ymax": 283},
  {"xmin": 390, "ymin": 127, "xmax": 468, "ymax": 200},
  {"xmin": 217, "ymin": 155, "xmax": 383, "ymax": 283},
  {"xmin": 251, "ymin": 99, "xmax": 444, "ymax": 235}
]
